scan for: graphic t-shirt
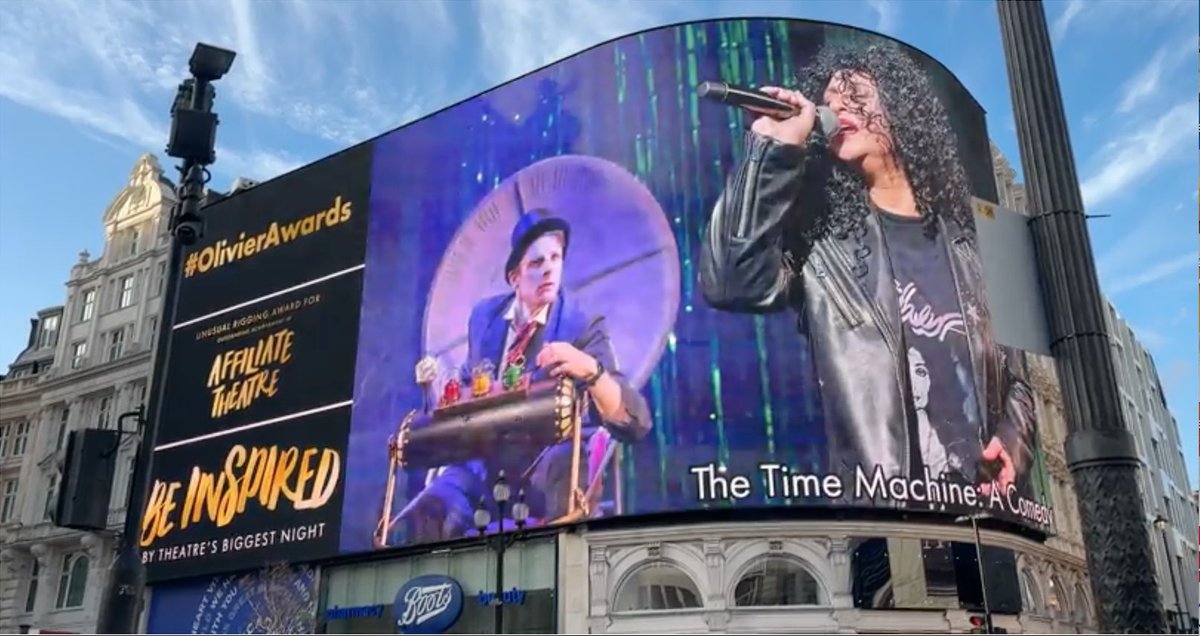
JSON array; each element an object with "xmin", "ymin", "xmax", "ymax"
[{"xmin": 879, "ymin": 211, "xmax": 981, "ymax": 482}]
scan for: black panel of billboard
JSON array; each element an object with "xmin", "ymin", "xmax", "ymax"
[
  {"xmin": 173, "ymin": 147, "xmax": 371, "ymax": 324},
  {"xmin": 141, "ymin": 406, "xmax": 347, "ymax": 579},
  {"xmin": 156, "ymin": 269, "xmax": 364, "ymax": 446},
  {"xmin": 143, "ymin": 18, "xmax": 1057, "ymax": 583},
  {"xmin": 144, "ymin": 145, "xmax": 371, "ymax": 581}
]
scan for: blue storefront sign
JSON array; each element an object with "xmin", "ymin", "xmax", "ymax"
[
  {"xmin": 324, "ymin": 604, "xmax": 387, "ymax": 620},
  {"xmin": 393, "ymin": 574, "xmax": 465, "ymax": 634},
  {"xmin": 476, "ymin": 587, "xmax": 527, "ymax": 607}
]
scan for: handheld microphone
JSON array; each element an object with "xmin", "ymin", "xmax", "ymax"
[{"xmin": 697, "ymin": 81, "xmax": 841, "ymax": 137}]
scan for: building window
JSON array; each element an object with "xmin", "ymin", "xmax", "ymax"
[
  {"xmin": 97, "ymin": 395, "xmax": 113, "ymax": 429},
  {"xmin": 79, "ymin": 289, "xmax": 96, "ymax": 322},
  {"xmin": 0, "ymin": 423, "xmax": 9, "ymax": 456},
  {"xmin": 144, "ymin": 316, "xmax": 158, "ymax": 348},
  {"xmin": 1, "ymin": 479, "xmax": 17, "ymax": 521},
  {"xmin": 71, "ymin": 341, "xmax": 88, "ymax": 369},
  {"xmin": 153, "ymin": 262, "xmax": 167, "ymax": 297},
  {"xmin": 25, "ymin": 560, "xmax": 39, "ymax": 612},
  {"xmin": 106, "ymin": 328, "xmax": 126, "ymax": 362},
  {"xmin": 117, "ymin": 275, "xmax": 135, "ymax": 309},
  {"xmin": 38, "ymin": 314, "xmax": 60, "ymax": 349},
  {"xmin": 733, "ymin": 557, "xmax": 823, "ymax": 607},
  {"xmin": 613, "ymin": 562, "xmax": 703, "ymax": 612},
  {"xmin": 1020, "ymin": 568, "xmax": 1042, "ymax": 614},
  {"xmin": 56, "ymin": 407, "xmax": 69, "ymax": 451},
  {"xmin": 55, "ymin": 553, "xmax": 89, "ymax": 609},
  {"xmin": 1072, "ymin": 584, "xmax": 1090, "ymax": 623},
  {"xmin": 44, "ymin": 473, "xmax": 59, "ymax": 522},
  {"xmin": 1047, "ymin": 576, "xmax": 1068, "ymax": 618},
  {"xmin": 128, "ymin": 228, "xmax": 140, "ymax": 257},
  {"xmin": 11, "ymin": 421, "xmax": 29, "ymax": 456}
]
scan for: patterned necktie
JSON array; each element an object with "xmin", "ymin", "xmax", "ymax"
[{"xmin": 506, "ymin": 320, "xmax": 540, "ymax": 368}]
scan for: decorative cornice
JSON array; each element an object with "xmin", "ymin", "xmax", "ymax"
[
  {"xmin": 65, "ymin": 245, "xmax": 170, "ymax": 288},
  {"xmin": 583, "ymin": 520, "xmax": 1089, "ymax": 570},
  {"xmin": 38, "ymin": 350, "xmax": 153, "ymax": 392}
]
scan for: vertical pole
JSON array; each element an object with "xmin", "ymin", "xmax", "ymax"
[
  {"xmin": 95, "ymin": 79, "xmax": 209, "ymax": 634},
  {"xmin": 995, "ymin": 1, "xmax": 1167, "ymax": 632},
  {"xmin": 972, "ymin": 516, "xmax": 993, "ymax": 634},
  {"xmin": 495, "ymin": 501, "xmax": 506, "ymax": 635}
]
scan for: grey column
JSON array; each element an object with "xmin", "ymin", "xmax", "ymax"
[{"xmin": 995, "ymin": 1, "xmax": 1167, "ymax": 633}]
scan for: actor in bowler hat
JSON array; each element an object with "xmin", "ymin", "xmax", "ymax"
[{"xmin": 401, "ymin": 208, "xmax": 652, "ymax": 543}]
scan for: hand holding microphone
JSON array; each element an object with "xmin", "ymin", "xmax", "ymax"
[
  {"xmin": 748, "ymin": 86, "xmax": 820, "ymax": 147},
  {"xmin": 697, "ymin": 81, "xmax": 838, "ymax": 148}
]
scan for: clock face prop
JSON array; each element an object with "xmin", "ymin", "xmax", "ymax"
[{"xmin": 422, "ymin": 155, "xmax": 681, "ymax": 390}]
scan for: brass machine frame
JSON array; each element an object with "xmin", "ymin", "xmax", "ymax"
[{"xmin": 374, "ymin": 378, "xmax": 615, "ymax": 548}]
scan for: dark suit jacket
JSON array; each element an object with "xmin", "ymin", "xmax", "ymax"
[
  {"xmin": 464, "ymin": 292, "xmax": 649, "ymax": 440},
  {"xmin": 401, "ymin": 291, "xmax": 651, "ymax": 537}
]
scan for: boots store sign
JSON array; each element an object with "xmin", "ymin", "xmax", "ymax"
[{"xmin": 393, "ymin": 575, "xmax": 465, "ymax": 634}]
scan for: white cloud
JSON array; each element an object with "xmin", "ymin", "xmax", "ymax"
[
  {"xmin": 0, "ymin": 0, "xmax": 460, "ymax": 179},
  {"xmin": 1131, "ymin": 326, "xmax": 1169, "ymax": 350},
  {"xmin": 226, "ymin": 0, "xmax": 272, "ymax": 111},
  {"xmin": 1117, "ymin": 38, "xmax": 1194, "ymax": 114},
  {"xmin": 1053, "ymin": 0, "xmax": 1193, "ymax": 41},
  {"xmin": 1051, "ymin": 0, "xmax": 1085, "ymax": 41},
  {"xmin": 0, "ymin": 26, "xmax": 298, "ymax": 183},
  {"xmin": 1079, "ymin": 100, "xmax": 1197, "ymax": 208},
  {"xmin": 475, "ymin": 0, "xmax": 679, "ymax": 85},
  {"xmin": 866, "ymin": 0, "xmax": 900, "ymax": 34},
  {"xmin": 1107, "ymin": 250, "xmax": 1198, "ymax": 295},
  {"xmin": 1162, "ymin": 359, "xmax": 1191, "ymax": 390},
  {"xmin": 1096, "ymin": 202, "xmax": 1191, "ymax": 282}
]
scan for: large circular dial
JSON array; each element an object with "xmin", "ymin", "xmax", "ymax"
[{"xmin": 423, "ymin": 154, "xmax": 680, "ymax": 389}]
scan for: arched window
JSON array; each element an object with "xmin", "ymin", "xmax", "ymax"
[
  {"xmin": 1019, "ymin": 568, "xmax": 1042, "ymax": 615},
  {"xmin": 1046, "ymin": 575, "xmax": 1068, "ymax": 618},
  {"xmin": 734, "ymin": 557, "xmax": 823, "ymax": 607},
  {"xmin": 1072, "ymin": 584, "xmax": 1091, "ymax": 624},
  {"xmin": 55, "ymin": 553, "xmax": 88, "ymax": 609},
  {"xmin": 613, "ymin": 562, "xmax": 702, "ymax": 611}
]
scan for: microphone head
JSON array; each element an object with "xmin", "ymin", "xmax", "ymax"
[
  {"xmin": 696, "ymin": 81, "xmax": 726, "ymax": 100},
  {"xmin": 816, "ymin": 106, "xmax": 841, "ymax": 138}
]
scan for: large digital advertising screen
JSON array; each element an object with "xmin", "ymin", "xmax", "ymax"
[{"xmin": 142, "ymin": 18, "xmax": 1055, "ymax": 582}]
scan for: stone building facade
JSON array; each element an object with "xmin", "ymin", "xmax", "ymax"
[{"xmin": 0, "ymin": 154, "xmax": 175, "ymax": 634}]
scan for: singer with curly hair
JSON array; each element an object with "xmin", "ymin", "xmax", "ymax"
[{"xmin": 699, "ymin": 40, "xmax": 1036, "ymax": 503}]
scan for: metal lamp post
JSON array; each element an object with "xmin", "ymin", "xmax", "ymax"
[
  {"xmin": 957, "ymin": 513, "xmax": 993, "ymax": 634},
  {"xmin": 994, "ymin": 2, "xmax": 1167, "ymax": 631},
  {"xmin": 473, "ymin": 470, "xmax": 529, "ymax": 635},
  {"xmin": 95, "ymin": 42, "xmax": 236, "ymax": 635},
  {"xmin": 1153, "ymin": 514, "xmax": 1187, "ymax": 633}
]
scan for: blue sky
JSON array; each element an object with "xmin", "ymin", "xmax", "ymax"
[{"xmin": 0, "ymin": 0, "xmax": 1195, "ymax": 482}]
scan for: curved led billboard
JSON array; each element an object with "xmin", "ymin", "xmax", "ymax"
[{"xmin": 142, "ymin": 18, "xmax": 1055, "ymax": 582}]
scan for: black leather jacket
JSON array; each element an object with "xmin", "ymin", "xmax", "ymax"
[{"xmin": 699, "ymin": 131, "xmax": 1036, "ymax": 485}]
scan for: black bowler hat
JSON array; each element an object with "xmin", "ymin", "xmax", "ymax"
[{"xmin": 505, "ymin": 209, "xmax": 571, "ymax": 277}]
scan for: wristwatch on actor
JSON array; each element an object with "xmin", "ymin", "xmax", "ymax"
[{"xmin": 579, "ymin": 359, "xmax": 606, "ymax": 388}]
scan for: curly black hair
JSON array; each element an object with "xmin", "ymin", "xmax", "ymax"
[{"xmin": 784, "ymin": 41, "xmax": 975, "ymax": 277}]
